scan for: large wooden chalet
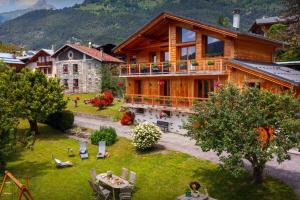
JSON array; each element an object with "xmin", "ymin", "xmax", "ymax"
[{"xmin": 114, "ymin": 12, "xmax": 300, "ymax": 133}]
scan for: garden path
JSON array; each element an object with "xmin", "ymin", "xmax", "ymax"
[{"xmin": 74, "ymin": 115, "xmax": 300, "ymax": 197}]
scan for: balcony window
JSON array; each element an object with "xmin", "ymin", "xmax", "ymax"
[
  {"xmin": 63, "ymin": 64, "xmax": 68, "ymax": 74},
  {"xmin": 150, "ymin": 52, "xmax": 157, "ymax": 63},
  {"xmin": 63, "ymin": 79, "xmax": 68, "ymax": 88},
  {"xmin": 73, "ymin": 79, "xmax": 79, "ymax": 88},
  {"xmin": 161, "ymin": 51, "xmax": 169, "ymax": 62},
  {"xmin": 179, "ymin": 28, "xmax": 196, "ymax": 43},
  {"xmin": 204, "ymin": 35, "xmax": 224, "ymax": 57},
  {"xmin": 73, "ymin": 64, "xmax": 78, "ymax": 73},
  {"xmin": 180, "ymin": 46, "xmax": 196, "ymax": 60}
]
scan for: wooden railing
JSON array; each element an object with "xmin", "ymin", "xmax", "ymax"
[
  {"xmin": 37, "ymin": 61, "xmax": 52, "ymax": 66},
  {"xmin": 119, "ymin": 59, "xmax": 226, "ymax": 76},
  {"xmin": 124, "ymin": 94, "xmax": 206, "ymax": 108}
]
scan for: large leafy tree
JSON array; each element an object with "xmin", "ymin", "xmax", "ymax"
[
  {"xmin": 185, "ymin": 84, "xmax": 300, "ymax": 183},
  {"xmin": 14, "ymin": 69, "xmax": 67, "ymax": 135},
  {"xmin": 0, "ymin": 68, "xmax": 20, "ymax": 172}
]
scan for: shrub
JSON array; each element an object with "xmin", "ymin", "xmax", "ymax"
[
  {"xmin": 132, "ymin": 122, "xmax": 162, "ymax": 150},
  {"xmin": 91, "ymin": 126, "xmax": 117, "ymax": 146},
  {"xmin": 90, "ymin": 91, "xmax": 114, "ymax": 109},
  {"xmin": 120, "ymin": 111, "xmax": 135, "ymax": 125},
  {"xmin": 47, "ymin": 110, "xmax": 74, "ymax": 131}
]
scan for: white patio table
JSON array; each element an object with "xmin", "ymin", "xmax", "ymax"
[{"xmin": 96, "ymin": 173, "xmax": 129, "ymax": 200}]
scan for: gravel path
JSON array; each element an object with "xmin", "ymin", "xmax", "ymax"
[{"xmin": 74, "ymin": 115, "xmax": 300, "ymax": 198}]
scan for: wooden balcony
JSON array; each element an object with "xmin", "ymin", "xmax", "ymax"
[
  {"xmin": 119, "ymin": 59, "xmax": 227, "ymax": 77},
  {"xmin": 37, "ymin": 61, "xmax": 52, "ymax": 66},
  {"xmin": 124, "ymin": 94, "xmax": 206, "ymax": 112}
]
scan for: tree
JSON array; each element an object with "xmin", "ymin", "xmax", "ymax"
[
  {"xmin": 14, "ymin": 69, "xmax": 67, "ymax": 134},
  {"xmin": 185, "ymin": 84, "xmax": 300, "ymax": 183},
  {"xmin": 0, "ymin": 69, "xmax": 20, "ymax": 172}
]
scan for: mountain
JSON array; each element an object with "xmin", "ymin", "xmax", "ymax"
[
  {"xmin": 0, "ymin": 0, "xmax": 282, "ymax": 49},
  {"xmin": 0, "ymin": 0, "xmax": 55, "ymax": 23}
]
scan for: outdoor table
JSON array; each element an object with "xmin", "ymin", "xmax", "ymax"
[
  {"xmin": 177, "ymin": 193, "xmax": 216, "ymax": 200},
  {"xmin": 96, "ymin": 173, "xmax": 129, "ymax": 200}
]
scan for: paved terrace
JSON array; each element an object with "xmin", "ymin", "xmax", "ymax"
[{"xmin": 74, "ymin": 114, "xmax": 300, "ymax": 198}]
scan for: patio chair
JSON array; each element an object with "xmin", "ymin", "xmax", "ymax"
[
  {"xmin": 91, "ymin": 168, "xmax": 97, "ymax": 181},
  {"xmin": 119, "ymin": 187, "xmax": 133, "ymax": 200},
  {"xmin": 120, "ymin": 168, "xmax": 129, "ymax": 180},
  {"xmin": 51, "ymin": 155, "xmax": 73, "ymax": 168},
  {"xmin": 88, "ymin": 180, "xmax": 111, "ymax": 200},
  {"xmin": 97, "ymin": 141, "xmax": 106, "ymax": 159},
  {"xmin": 79, "ymin": 141, "xmax": 89, "ymax": 159},
  {"xmin": 127, "ymin": 171, "xmax": 136, "ymax": 189}
]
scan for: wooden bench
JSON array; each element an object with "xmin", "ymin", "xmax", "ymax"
[{"xmin": 157, "ymin": 121, "xmax": 169, "ymax": 132}]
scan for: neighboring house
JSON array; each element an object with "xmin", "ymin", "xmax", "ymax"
[
  {"xmin": 114, "ymin": 12, "xmax": 300, "ymax": 134},
  {"xmin": 52, "ymin": 43, "xmax": 123, "ymax": 93},
  {"xmin": 249, "ymin": 16, "xmax": 290, "ymax": 36},
  {"xmin": 276, "ymin": 61, "xmax": 300, "ymax": 71},
  {"xmin": 25, "ymin": 49, "xmax": 55, "ymax": 77},
  {"xmin": 0, "ymin": 52, "xmax": 25, "ymax": 71}
]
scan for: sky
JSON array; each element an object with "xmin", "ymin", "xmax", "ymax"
[{"xmin": 0, "ymin": 0, "xmax": 84, "ymax": 13}]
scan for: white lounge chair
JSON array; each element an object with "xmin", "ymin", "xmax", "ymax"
[
  {"xmin": 79, "ymin": 141, "xmax": 89, "ymax": 159},
  {"xmin": 97, "ymin": 141, "xmax": 106, "ymax": 159},
  {"xmin": 52, "ymin": 155, "xmax": 73, "ymax": 168}
]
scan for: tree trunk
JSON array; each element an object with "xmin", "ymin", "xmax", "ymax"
[
  {"xmin": 253, "ymin": 166, "xmax": 264, "ymax": 184},
  {"xmin": 28, "ymin": 119, "xmax": 38, "ymax": 135}
]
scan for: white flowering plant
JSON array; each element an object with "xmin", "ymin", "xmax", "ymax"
[{"xmin": 132, "ymin": 122, "xmax": 162, "ymax": 150}]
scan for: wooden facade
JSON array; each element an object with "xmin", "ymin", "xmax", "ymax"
[{"xmin": 114, "ymin": 12, "xmax": 297, "ymax": 111}]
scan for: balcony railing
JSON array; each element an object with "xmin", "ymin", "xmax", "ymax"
[
  {"xmin": 119, "ymin": 59, "xmax": 226, "ymax": 76},
  {"xmin": 37, "ymin": 61, "xmax": 52, "ymax": 66},
  {"xmin": 124, "ymin": 94, "xmax": 206, "ymax": 109}
]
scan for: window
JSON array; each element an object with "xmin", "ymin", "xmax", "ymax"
[
  {"xmin": 150, "ymin": 52, "xmax": 157, "ymax": 63},
  {"xmin": 73, "ymin": 64, "xmax": 78, "ymax": 73},
  {"xmin": 204, "ymin": 35, "xmax": 224, "ymax": 57},
  {"xmin": 196, "ymin": 80, "xmax": 214, "ymax": 98},
  {"xmin": 130, "ymin": 55, "xmax": 137, "ymax": 64},
  {"xmin": 248, "ymin": 82, "xmax": 261, "ymax": 89},
  {"xmin": 38, "ymin": 57, "xmax": 42, "ymax": 62},
  {"xmin": 180, "ymin": 46, "xmax": 196, "ymax": 60},
  {"xmin": 179, "ymin": 28, "xmax": 196, "ymax": 43},
  {"xmin": 73, "ymin": 79, "xmax": 79, "ymax": 88},
  {"xmin": 161, "ymin": 51, "xmax": 169, "ymax": 62},
  {"xmin": 63, "ymin": 64, "xmax": 68, "ymax": 73},
  {"xmin": 68, "ymin": 51, "xmax": 74, "ymax": 60},
  {"xmin": 63, "ymin": 79, "xmax": 68, "ymax": 88}
]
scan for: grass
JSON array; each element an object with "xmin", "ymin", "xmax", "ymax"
[
  {"xmin": 1, "ymin": 121, "xmax": 297, "ymax": 200},
  {"xmin": 65, "ymin": 93, "xmax": 123, "ymax": 121}
]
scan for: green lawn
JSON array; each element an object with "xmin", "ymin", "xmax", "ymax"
[
  {"xmin": 2, "ymin": 121, "xmax": 297, "ymax": 200},
  {"xmin": 65, "ymin": 93, "xmax": 123, "ymax": 120}
]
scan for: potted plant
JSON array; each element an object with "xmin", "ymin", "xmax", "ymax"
[
  {"xmin": 179, "ymin": 61, "xmax": 187, "ymax": 70},
  {"xmin": 163, "ymin": 62, "xmax": 171, "ymax": 72},
  {"xmin": 178, "ymin": 98, "xmax": 187, "ymax": 105},
  {"xmin": 143, "ymin": 96, "xmax": 151, "ymax": 102},
  {"xmin": 165, "ymin": 97, "xmax": 171, "ymax": 106},
  {"xmin": 134, "ymin": 96, "xmax": 140, "ymax": 103},
  {"xmin": 131, "ymin": 64, "xmax": 137, "ymax": 73},
  {"xmin": 140, "ymin": 64, "xmax": 148, "ymax": 73},
  {"xmin": 121, "ymin": 67, "xmax": 127, "ymax": 75},
  {"xmin": 154, "ymin": 97, "xmax": 161, "ymax": 103},
  {"xmin": 151, "ymin": 63, "xmax": 159, "ymax": 73},
  {"xmin": 207, "ymin": 60, "xmax": 215, "ymax": 66}
]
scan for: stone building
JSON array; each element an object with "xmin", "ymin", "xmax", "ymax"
[{"xmin": 52, "ymin": 44, "xmax": 123, "ymax": 93}]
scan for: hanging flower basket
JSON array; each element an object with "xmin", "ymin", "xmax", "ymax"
[
  {"xmin": 117, "ymin": 82, "xmax": 124, "ymax": 87},
  {"xmin": 158, "ymin": 80, "xmax": 165, "ymax": 86}
]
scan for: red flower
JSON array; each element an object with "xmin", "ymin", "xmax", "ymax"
[
  {"xmin": 158, "ymin": 80, "xmax": 165, "ymax": 86},
  {"xmin": 120, "ymin": 111, "xmax": 135, "ymax": 125},
  {"xmin": 89, "ymin": 91, "xmax": 114, "ymax": 109},
  {"xmin": 117, "ymin": 82, "xmax": 124, "ymax": 87}
]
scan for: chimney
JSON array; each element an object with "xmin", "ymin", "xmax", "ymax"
[
  {"xmin": 88, "ymin": 42, "xmax": 92, "ymax": 48},
  {"xmin": 100, "ymin": 48, "xmax": 103, "ymax": 59},
  {"xmin": 51, "ymin": 45, "xmax": 54, "ymax": 51},
  {"xmin": 233, "ymin": 9, "xmax": 240, "ymax": 31}
]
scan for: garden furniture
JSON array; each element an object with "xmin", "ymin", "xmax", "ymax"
[
  {"xmin": 88, "ymin": 179, "xmax": 111, "ymax": 200},
  {"xmin": 79, "ymin": 141, "xmax": 89, "ymax": 159},
  {"xmin": 91, "ymin": 168, "xmax": 97, "ymax": 181},
  {"xmin": 97, "ymin": 141, "xmax": 106, "ymax": 159},
  {"xmin": 96, "ymin": 172, "xmax": 129, "ymax": 200},
  {"xmin": 51, "ymin": 155, "xmax": 73, "ymax": 168},
  {"xmin": 127, "ymin": 171, "xmax": 136, "ymax": 189},
  {"xmin": 176, "ymin": 193, "xmax": 216, "ymax": 200},
  {"xmin": 119, "ymin": 187, "xmax": 133, "ymax": 200},
  {"xmin": 156, "ymin": 120, "xmax": 169, "ymax": 132},
  {"xmin": 120, "ymin": 168, "xmax": 129, "ymax": 180}
]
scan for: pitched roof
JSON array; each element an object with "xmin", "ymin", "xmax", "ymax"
[
  {"xmin": 53, "ymin": 44, "xmax": 123, "ymax": 63},
  {"xmin": 114, "ymin": 12, "xmax": 285, "ymax": 53},
  {"xmin": 228, "ymin": 59, "xmax": 300, "ymax": 86},
  {"xmin": 0, "ymin": 53, "xmax": 24, "ymax": 65},
  {"xmin": 27, "ymin": 49, "xmax": 54, "ymax": 63}
]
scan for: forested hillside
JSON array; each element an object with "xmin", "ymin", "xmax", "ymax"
[{"xmin": 0, "ymin": 0, "xmax": 282, "ymax": 49}]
